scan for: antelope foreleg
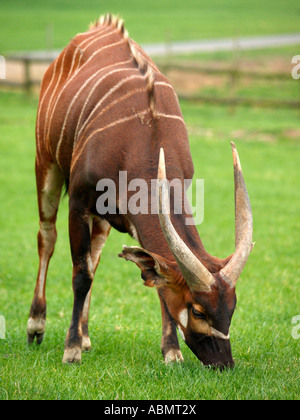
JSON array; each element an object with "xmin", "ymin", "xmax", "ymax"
[
  {"xmin": 158, "ymin": 290, "xmax": 184, "ymax": 363},
  {"xmin": 81, "ymin": 217, "xmax": 111, "ymax": 352},
  {"xmin": 63, "ymin": 203, "xmax": 93, "ymax": 364}
]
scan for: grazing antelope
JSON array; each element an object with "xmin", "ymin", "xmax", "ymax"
[{"xmin": 27, "ymin": 14, "xmax": 253, "ymax": 368}]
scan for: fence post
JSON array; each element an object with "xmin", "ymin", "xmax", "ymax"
[
  {"xmin": 24, "ymin": 58, "xmax": 32, "ymax": 92},
  {"xmin": 229, "ymin": 38, "xmax": 241, "ymax": 114},
  {"xmin": 0, "ymin": 55, "xmax": 6, "ymax": 80}
]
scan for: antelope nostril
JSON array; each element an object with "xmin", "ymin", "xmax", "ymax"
[{"xmin": 204, "ymin": 359, "xmax": 235, "ymax": 371}]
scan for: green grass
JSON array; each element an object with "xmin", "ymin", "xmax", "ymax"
[
  {"xmin": 1, "ymin": 0, "xmax": 300, "ymax": 53},
  {"xmin": 1, "ymin": 0, "xmax": 299, "ymax": 401},
  {"xmin": 162, "ymin": 43, "xmax": 300, "ymax": 104},
  {"xmin": 0, "ymin": 90, "xmax": 299, "ymax": 400}
]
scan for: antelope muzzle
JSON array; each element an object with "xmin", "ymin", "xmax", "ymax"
[{"xmin": 188, "ymin": 334, "xmax": 235, "ymax": 369}]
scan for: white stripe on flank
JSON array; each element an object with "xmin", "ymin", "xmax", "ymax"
[
  {"xmin": 43, "ymin": 49, "xmax": 71, "ymax": 156},
  {"xmin": 155, "ymin": 81, "xmax": 174, "ymax": 90},
  {"xmin": 81, "ymin": 28, "xmax": 118, "ymax": 51},
  {"xmin": 75, "ymin": 74, "xmax": 145, "ymax": 143},
  {"xmin": 47, "ymin": 39, "xmax": 125, "ymax": 154},
  {"xmin": 78, "ymin": 25, "xmax": 112, "ymax": 48},
  {"xmin": 76, "ymin": 86, "xmax": 146, "ymax": 144},
  {"xmin": 74, "ymin": 59, "xmax": 133, "ymax": 141},
  {"xmin": 36, "ymin": 57, "xmax": 60, "ymax": 158},
  {"xmin": 155, "ymin": 113, "xmax": 185, "ymax": 124},
  {"xmin": 66, "ymin": 46, "xmax": 81, "ymax": 79},
  {"xmin": 37, "ymin": 25, "xmax": 126, "ymax": 163},
  {"xmin": 44, "ymin": 48, "xmax": 68, "ymax": 135},
  {"xmin": 56, "ymin": 65, "xmax": 137, "ymax": 161},
  {"xmin": 68, "ymin": 26, "xmax": 113, "ymax": 76},
  {"xmin": 40, "ymin": 25, "xmax": 110, "ymax": 130},
  {"xmin": 155, "ymin": 81, "xmax": 181, "ymax": 108},
  {"xmin": 70, "ymin": 109, "xmax": 150, "ymax": 172}
]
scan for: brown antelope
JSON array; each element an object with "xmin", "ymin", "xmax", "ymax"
[{"xmin": 27, "ymin": 14, "xmax": 253, "ymax": 368}]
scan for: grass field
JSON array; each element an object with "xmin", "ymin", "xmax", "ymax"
[
  {"xmin": 1, "ymin": 0, "xmax": 300, "ymax": 53},
  {"xmin": 0, "ymin": 0, "xmax": 299, "ymax": 401},
  {"xmin": 0, "ymin": 90, "xmax": 299, "ymax": 400}
]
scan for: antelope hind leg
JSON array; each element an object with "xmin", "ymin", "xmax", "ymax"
[{"xmin": 27, "ymin": 163, "xmax": 64, "ymax": 345}]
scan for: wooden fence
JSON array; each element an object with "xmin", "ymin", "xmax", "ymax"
[
  {"xmin": 158, "ymin": 60, "xmax": 300, "ymax": 109},
  {"xmin": 1, "ymin": 52, "xmax": 299, "ymax": 109},
  {"xmin": 0, "ymin": 51, "xmax": 59, "ymax": 90}
]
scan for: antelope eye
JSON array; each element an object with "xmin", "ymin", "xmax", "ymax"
[{"xmin": 192, "ymin": 307, "xmax": 207, "ymax": 320}]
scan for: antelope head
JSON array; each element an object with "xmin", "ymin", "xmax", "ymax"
[{"xmin": 120, "ymin": 143, "xmax": 253, "ymax": 368}]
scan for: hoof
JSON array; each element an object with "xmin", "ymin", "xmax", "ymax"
[
  {"xmin": 27, "ymin": 317, "xmax": 46, "ymax": 345},
  {"xmin": 27, "ymin": 332, "xmax": 45, "ymax": 345},
  {"xmin": 62, "ymin": 347, "xmax": 82, "ymax": 364},
  {"xmin": 163, "ymin": 349, "xmax": 184, "ymax": 364},
  {"xmin": 82, "ymin": 336, "xmax": 92, "ymax": 352}
]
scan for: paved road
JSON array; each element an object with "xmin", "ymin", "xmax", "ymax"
[
  {"xmin": 7, "ymin": 33, "xmax": 300, "ymax": 62},
  {"xmin": 143, "ymin": 33, "xmax": 300, "ymax": 56}
]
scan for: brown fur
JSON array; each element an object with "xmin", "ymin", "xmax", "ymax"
[{"xmin": 28, "ymin": 15, "xmax": 236, "ymax": 368}]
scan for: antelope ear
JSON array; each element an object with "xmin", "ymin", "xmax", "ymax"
[{"xmin": 119, "ymin": 246, "xmax": 174, "ymax": 287}]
